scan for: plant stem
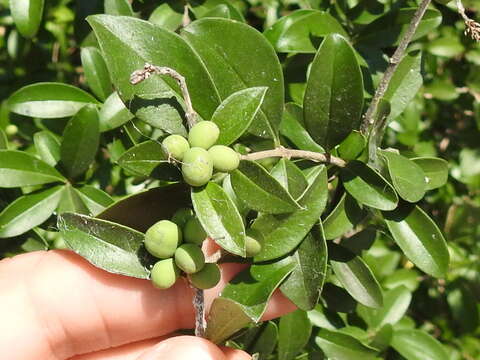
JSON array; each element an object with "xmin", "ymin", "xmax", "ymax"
[
  {"xmin": 130, "ymin": 63, "xmax": 198, "ymax": 129},
  {"xmin": 240, "ymin": 146, "xmax": 347, "ymax": 167},
  {"xmin": 456, "ymin": 0, "xmax": 480, "ymax": 41},
  {"xmin": 361, "ymin": 0, "xmax": 432, "ymax": 136},
  {"xmin": 193, "ymin": 287, "xmax": 206, "ymax": 337}
]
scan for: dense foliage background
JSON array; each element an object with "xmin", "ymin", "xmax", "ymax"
[{"xmin": 1, "ymin": 0, "xmax": 480, "ymax": 359}]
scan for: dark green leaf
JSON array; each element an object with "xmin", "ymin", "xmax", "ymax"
[
  {"xmin": 231, "ymin": 160, "xmax": 301, "ymax": 214},
  {"xmin": 181, "ymin": 18, "xmax": 284, "ymax": 140},
  {"xmin": 383, "ymin": 204, "xmax": 449, "ymax": 278},
  {"xmin": 81, "ymin": 47, "xmax": 112, "ymax": 101},
  {"xmin": 212, "ymin": 87, "xmax": 267, "ymax": 146},
  {"xmin": 8, "ymin": 83, "xmax": 99, "ymax": 119},
  {"xmin": 58, "ymin": 212, "xmax": 151, "ymax": 279},
  {"xmin": 264, "ymin": 9, "xmax": 347, "ymax": 53},
  {"xmin": 76, "ymin": 185, "xmax": 113, "ymax": 216},
  {"xmin": 33, "ymin": 131, "xmax": 61, "ymax": 167},
  {"xmin": 278, "ymin": 310, "xmax": 312, "ymax": 360},
  {"xmin": 57, "ymin": 185, "xmax": 90, "ymax": 214},
  {"xmin": 206, "ymin": 298, "xmax": 252, "ymax": 344},
  {"xmin": 192, "ymin": 182, "xmax": 246, "ymax": 256},
  {"xmin": 337, "ymin": 131, "xmax": 366, "ymax": 161},
  {"xmin": 411, "ymin": 157, "xmax": 448, "ymax": 190},
  {"xmin": 391, "ymin": 329, "xmax": 448, "ymax": 360},
  {"xmin": 0, "ymin": 186, "xmax": 63, "ymax": 238},
  {"xmin": 117, "ymin": 141, "xmax": 167, "ymax": 176},
  {"xmin": 98, "ymin": 183, "xmax": 191, "ymax": 232},
  {"xmin": 148, "ymin": 3, "xmax": 183, "ymax": 31},
  {"xmin": 447, "ymin": 280, "xmax": 479, "ymax": 333},
  {"xmin": 380, "ymin": 150, "xmax": 426, "ymax": 203},
  {"xmin": 61, "ymin": 104, "xmax": 100, "ymax": 178},
  {"xmin": 280, "ymin": 224, "xmax": 328, "ymax": 310},
  {"xmin": 321, "ymin": 282, "xmax": 357, "ymax": 313},
  {"xmin": 99, "ymin": 91, "xmax": 134, "ymax": 132},
  {"xmin": 308, "ymin": 304, "xmax": 345, "ymax": 330},
  {"xmin": 10, "ymin": 0, "xmax": 44, "ymax": 38},
  {"xmin": 0, "ymin": 129, "xmax": 7, "ymax": 150},
  {"xmin": 270, "ymin": 158, "xmax": 309, "ymax": 200},
  {"xmin": 315, "ymin": 329, "xmax": 378, "ymax": 360},
  {"xmin": 0, "ymin": 150, "xmax": 65, "ymax": 188},
  {"xmin": 323, "ymin": 193, "xmax": 366, "ymax": 240},
  {"xmin": 304, "ymin": 34, "xmax": 364, "ymax": 150},
  {"xmin": 253, "ymin": 165, "xmax": 328, "ymax": 261},
  {"xmin": 249, "ymin": 322, "xmax": 278, "ymax": 360},
  {"xmin": 280, "ymin": 103, "xmax": 324, "ymax": 153},
  {"xmin": 341, "ymin": 161, "xmax": 398, "ymax": 211},
  {"xmin": 88, "ymin": 15, "xmax": 221, "ymax": 135},
  {"xmin": 330, "ymin": 243, "xmax": 383, "ymax": 308},
  {"xmin": 104, "ymin": 0, "xmax": 133, "ymax": 16}
]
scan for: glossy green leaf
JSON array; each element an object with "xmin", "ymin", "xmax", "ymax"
[
  {"xmin": 60, "ymin": 104, "xmax": 100, "ymax": 178},
  {"xmin": 383, "ymin": 204, "xmax": 449, "ymax": 278},
  {"xmin": 76, "ymin": 185, "xmax": 114, "ymax": 216},
  {"xmin": 270, "ymin": 158, "xmax": 308, "ymax": 200},
  {"xmin": 253, "ymin": 165, "xmax": 328, "ymax": 261},
  {"xmin": 330, "ymin": 243, "xmax": 383, "ymax": 308},
  {"xmin": 231, "ymin": 160, "xmax": 301, "ymax": 214},
  {"xmin": 384, "ymin": 51, "xmax": 423, "ymax": 121},
  {"xmin": 88, "ymin": 15, "xmax": 221, "ymax": 135},
  {"xmin": 9, "ymin": 0, "xmax": 44, "ymax": 38},
  {"xmin": 380, "ymin": 150, "xmax": 426, "ymax": 203},
  {"xmin": 427, "ymin": 37, "xmax": 465, "ymax": 58},
  {"xmin": 391, "ymin": 329, "xmax": 448, "ymax": 360},
  {"xmin": 264, "ymin": 9, "xmax": 347, "ymax": 53},
  {"xmin": 211, "ymin": 87, "xmax": 267, "ymax": 145},
  {"xmin": 81, "ymin": 47, "xmax": 112, "ymax": 101},
  {"xmin": 33, "ymin": 131, "xmax": 61, "ymax": 167},
  {"xmin": 304, "ymin": 34, "xmax": 364, "ymax": 150},
  {"xmin": 201, "ymin": 4, "xmax": 244, "ymax": 21},
  {"xmin": 220, "ymin": 259, "xmax": 295, "ymax": 321},
  {"xmin": 248, "ymin": 322, "xmax": 278, "ymax": 360},
  {"xmin": 192, "ymin": 182, "xmax": 246, "ymax": 256},
  {"xmin": 358, "ymin": 286, "xmax": 412, "ymax": 329},
  {"xmin": 117, "ymin": 141, "xmax": 167, "ymax": 176},
  {"xmin": 98, "ymin": 184, "xmax": 190, "ymax": 232},
  {"xmin": 280, "ymin": 103, "xmax": 324, "ymax": 153},
  {"xmin": 0, "ymin": 150, "xmax": 65, "ymax": 188},
  {"xmin": 383, "ymin": 268, "xmax": 420, "ymax": 292},
  {"xmin": 358, "ymin": 8, "xmax": 442, "ymax": 47},
  {"xmin": 308, "ymin": 304, "xmax": 345, "ymax": 330},
  {"xmin": 278, "ymin": 310, "xmax": 312, "ymax": 360},
  {"xmin": 280, "ymin": 224, "xmax": 327, "ymax": 310},
  {"xmin": 57, "ymin": 185, "xmax": 90, "ymax": 214},
  {"xmin": 315, "ymin": 329, "xmax": 378, "ymax": 360},
  {"xmin": 0, "ymin": 186, "xmax": 63, "ymax": 238},
  {"xmin": 58, "ymin": 212, "xmax": 151, "ymax": 279},
  {"xmin": 104, "ymin": 0, "xmax": 133, "ymax": 16},
  {"xmin": 411, "ymin": 157, "xmax": 448, "ymax": 190},
  {"xmin": 181, "ymin": 18, "xmax": 284, "ymax": 140},
  {"xmin": 341, "ymin": 161, "xmax": 398, "ymax": 211},
  {"xmin": 8, "ymin": 83, "xmax": 99, "ymax": 119},
  {"xmin": 337, "ymin": 131, "xmax": 366, "ymax": 161},
  {"xmin": 323, "ymin": 193, "xmax": 367, "ymax": 240},
  {"xmin": 99, "ymin": 91, "xmax": 134, "ymax": 132},
  {"xmin": 321, "ymin": 283, "xmax": 357, "ymax": 313}
]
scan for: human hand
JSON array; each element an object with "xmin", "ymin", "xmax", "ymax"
[{"xmin": 0, "ymin": 248, "xmax": 295, "ymax": 360}]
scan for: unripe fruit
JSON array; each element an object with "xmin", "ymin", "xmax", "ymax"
[
  {"xmin": 208, "ymin": 145, "xmax": 240, "ymax": 172},
  {"xmin": 181, "ymin": 147, "xmax": 213, "ymax": 187},
  {"xmin": 171, "ymin": 207, "xmax": 194, "ymax": 228},
  {"xmin": 5, "ymin": 124, "xmax": 18, "ymax": 136},
  {"xmin": 188, "ymin": 121, "xmax": 220, "ymax": 149},
  {"xmin": 245, "ymin": 236, "xmax": 262, "ymax": 257},
  {"xmin": 174, "ymin": 244, "xmax": 205, "ymax": 274},
  {"xmin": 184, "ymin": 217, "xmax": 207, "ymax": 245},
  {"xmin": 151, "ymin": 259, "xmax": 180, "ymax": 289},
  {"xmin": 144, "ymin": 220, "xmax": 182, "ymax": 259},
  {"xmin": 189, "ymin": 263, "xmax": 221, "ymax": 289},
  {"xmin": 162, "ymin": 134, "xmax": 190, "ymax": 161}
]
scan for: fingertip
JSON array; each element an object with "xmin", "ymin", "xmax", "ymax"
[{"xmin": 221, "ymin": 346, "xmax": 252, "ymax": 360}]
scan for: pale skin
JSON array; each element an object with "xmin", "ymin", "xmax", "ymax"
[{"xmin": 0, "ymin": 241, "xmax": 295, "ymax": 360}]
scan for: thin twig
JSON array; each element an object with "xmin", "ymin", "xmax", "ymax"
[
  {"xmin": 361, "ymin": 0, "xmax": 432, "ymax": 136},
  {"xmin": 130, "ymin": 63, "xmax": 198, "ymax": 129},
  {"xmin": 240, "ymin": 146, "xmax": 347, "ymax": 167},
  {"xmin": 193, "ymin": 287, "xmax": 206, "ymax": 337},
  {"xmin": 456, "ymin": 0, "xmax": 480, "ymax": 41}
]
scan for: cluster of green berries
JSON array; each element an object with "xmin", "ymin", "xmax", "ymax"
[
  {"xmin": 144, "ymin": 207, "xmax": 221, "ymax": 290},
  {"xmin": 162, "ymin": 121, "xmax": 240, "ymax": 187}
]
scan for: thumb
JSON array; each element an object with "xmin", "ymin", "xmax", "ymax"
[{"xmin": 136, "ymin": 335, "xmax": 251, "ymax": 360}]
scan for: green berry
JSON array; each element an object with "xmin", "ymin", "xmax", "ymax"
[
  {"xmin": 181, "ymin": 147, "xmax": 213, "ymax": 187},
  {"xmin": 171, "ymin": 207, "xmax": 194, "ymax": 228},
  {"xmin": 151, "ymin": 259, "xmax": 180, "ymax": 289},
  {"xmin": 144, "ymin": 220, "xmax": 182, "ymax": 259},
  {"xmin": 246, "ymin": 236, "xmax": 262, "ymax": 257},
  {"xmin": 208, "ymin": 145, "xmax": 240, "ymax": 172},
  {"xmin": 189, "ymin": 263, "xmax": 221, "ymax": 289},
  {"xmin": 5, "ymin": 124, "xmax": 18, "ymax": 136},
  {"xmin": 184, "ymin": 217, "xmax": 207, "ymax": 245},
  {"xmin": 162, "ymin": 134, "xmax": 190, "ymax": 161},
  {"xmin": 174, "ymin": 244, "xmax": 205, "ymax": 274},
  {"xmin": 188, "ymin": 121, "xmax": 220, "ymax": 149}
]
